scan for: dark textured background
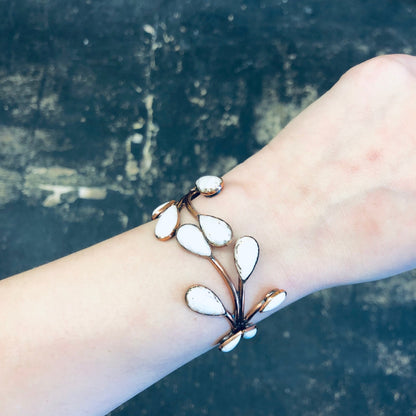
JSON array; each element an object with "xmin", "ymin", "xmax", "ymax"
[{"xmin": 1, "ymin": 0, "xmax": 415, "ymax": 415}]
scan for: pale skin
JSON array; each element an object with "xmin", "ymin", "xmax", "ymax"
[{"xmin": 1, "ymin": 54, "xmax": 416, "ymax": 415}]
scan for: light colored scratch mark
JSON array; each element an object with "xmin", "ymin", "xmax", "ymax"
[
  {"xmin": 78, "ymin": 187, "xmax": 107, "ymax": 200},
  {"xmin": 139, "ymin": 94, "xmax": 159, "ymax": 180},
  {"xmin": 141, "ymin": 94, "xmax": 154, "ymax": 176},
  {"xmin": 143, "ymin": 24, "xmax": 156, "ymax": 37},
  {"xmin": 31, "ymin": 166, "xmax": 77, "ymax": 176},
  {"xmin": 39, "ymin": 184, "xmax": 107, "ymax": 207},
  {"xmin": 220, "ymin": 113, "xmax": 239, "ymax": 127},
  {"xmin": 376, "ymin": 342, "xmax": 412, "ymax": 377},
  {"xmin": 125, "ymin": 136, "xmax": 140, "ymax": 180},
  {"xmin": 189, "ymin": 96, "xmax": 205, "ymax": 107},
  {"xmin": 39, "ymin": 184, "xmax": 75, "ymax": 207}
]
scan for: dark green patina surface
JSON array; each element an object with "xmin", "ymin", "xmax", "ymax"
[{"xmin": 0, "ymin": 0, "xmax": 415, "ymax": 415}]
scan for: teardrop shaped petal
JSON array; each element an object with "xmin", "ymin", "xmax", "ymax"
[
  {"xmin": 234, "ymin": 236, "xmax": 259, "ymax": 281},
  {"xmin": 176, "ymin": 224, "xmax": 212, "ymax": 257},
  {"xmin": 219, "ymin": 331, "xmax": 242, "ymax": 352},
  {"xmin": 243, "ymin": 326, "xmax": 257, "ymax": 339},
  {"xmin": 152, "ymin": 200, "xmax": 175, "ymax": 220},
  {"xmin": 196, "ymin": 176, "xmax": 223, "ymax": 196},
  {"xmin": 260, "ymin": 289, "xmax": 287, "ymax": 313},
  {"xmin": 185, "ymin": 285, "xmax": 226, "ymax": 316},
  {"xmin": 199, "ymin": 215, "xmax": 232, "ymax": 247},
  {"xmin": 154, "ymin": 205, "xmax": 179, "ymax": 240}
]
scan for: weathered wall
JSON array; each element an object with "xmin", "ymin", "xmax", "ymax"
[{"xmin": 0, "ymin": 1, "xmax": 415, "ymax": 415}]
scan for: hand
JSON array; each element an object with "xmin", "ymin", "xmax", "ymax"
[{"xmin": 200, "ymin": 54, "xmax": 416, "ymax": 305}]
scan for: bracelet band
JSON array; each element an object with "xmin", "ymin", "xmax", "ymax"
[{"xmin": 152, "ymin": 175, "xmax": 287, "ymax": 352}]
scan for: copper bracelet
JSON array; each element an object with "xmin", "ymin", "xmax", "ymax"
[{"xmin": 152, "ymin": 175, "xmax": 287, "ymax": 352}]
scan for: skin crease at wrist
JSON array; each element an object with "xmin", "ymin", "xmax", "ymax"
[{"xmin": 1, "ymin": 54, "xmax": 416, "ymax": 416}]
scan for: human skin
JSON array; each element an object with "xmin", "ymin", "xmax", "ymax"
[{"xmin": 0, "ymin": 54, "xmax": 415, "ymax": 415}]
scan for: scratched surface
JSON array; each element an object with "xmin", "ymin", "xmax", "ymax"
[{"xmin": 1, "ymin": 0, "xmax": 415, "ymax": 415}]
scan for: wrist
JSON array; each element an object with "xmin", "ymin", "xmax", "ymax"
[{"xmin": 189, "ymin": 155, "xmax": 319, "ymax": 322}]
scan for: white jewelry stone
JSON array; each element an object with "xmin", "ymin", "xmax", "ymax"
[
  {"xmin": 176, "ymin": 224, "xmax": 212, "ymax": 257},
  {"xmin": 195, "ymin": 175, "xmax": 223, "ymax": 196},
  {"xmin": 219, "ymin": 331, "xmax": 242, "ymax": 352},
  {"xmin": 152, "ymin": 200, "xmax": 175, "ymax": 220},
  {"xmin": 199, "ymin": 215, "xmax": 232, "ymax": 247},
  {"xmin": 154, "ymin": 205, "xmax": 179, "ymax": 240},
  {"xmin": 243, "ymin": 327, "xmax": 257, "ymax": 339},
  {"xmin": 185, "ymin": 285, "xmax": 226, "ymax": 316},
  {"xmin": 260, "ymin": 290, "xmax": 287, "ymax": 313},
  {"xmin": 234, "ymin": 236, "xmax": 259, "ymax": 281}
]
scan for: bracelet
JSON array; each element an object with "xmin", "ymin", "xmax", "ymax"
[{"xmin": 152, "ymin": 175, "xmax": 287, "ymax": 352}]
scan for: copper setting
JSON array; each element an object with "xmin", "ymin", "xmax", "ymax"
[
  {"xmin": 259, "ymin": 289, "xmax": 288, "ymax": 313},
  {"xmin": 151, "ymin": 200, "xmax": 176, "ymax": 220},
  {"xmin": 152, "ymin": 176, "xmax": 287, "ymax": 352}
]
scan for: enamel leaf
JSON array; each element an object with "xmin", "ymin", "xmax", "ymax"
[
  {"xmin": 152, "ymin": 200, "xmax": 175, "ymax": 220},
  {"xmin": 195, "ymin": 176, "xmax": 223, "ymax": 196},
  {"xmin": 243, "ymin": 326, "xmax": 258, "ymax": 339},
  {"xmin": 259, "ymin": 289, "xmax": 287, "ymax": 313},
  {"xmin": 154, "ymin": 205, "xmax": 179, "ymax": 240},
  {"xmin": 185, "ymin": 286, "xmax": 226, "ymax": 316},
  {"xmin": 199, "ymin": 215, "xmax": 232, "ymax": 247},
  {"xmin": 234, "ymin": 236, "xmax": 259, "ymax": 281},
  {"xmin": 176, "ymin": 224, "xmax": 212, "ymax": 257},
  {"xmin": 219, "ymin": 331, "xmax": 242, "ymax": 352}
]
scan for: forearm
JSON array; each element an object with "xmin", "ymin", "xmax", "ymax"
[
  {"xmin": 0, "ymin": 157, "xmax": 320, "ymax": 415},
  {"xmin": 0, "ymin": 222, "xmax": 231, "ymax": 415}
]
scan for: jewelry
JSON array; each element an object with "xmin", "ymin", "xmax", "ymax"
[{"xmin": 152, "ymin": 175, "xmax": 287, "ymax": 352}]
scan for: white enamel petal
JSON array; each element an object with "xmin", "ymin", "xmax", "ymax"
[
  {"xmin": 234, "ymin": 236, "xmax": 259, "ymax": 281},
  {"xmin": 219, "ymin": 332, "xmax": 242, "ymax": 352},
  {"xmin": 199, "ymin": 215, "xmax": 232, "ymax": 247},
  {"xmin": 152, "ymin": 200, "xmax": 175, "ymax": 220},
  {"xmin": 243, "ymin": 327, "xmax": 258, "ymax": 339},
  {"xmin": 176, "ymin": 224, "xmax": 212, "ymax": 257},
  {"xmin": 185, "ymin": 286, "xmax": 226, "ymax": 316},
  {"xmin": 154, "ymin": 205, "xmax": 179, "ymax": 240},
  {"xmin": 195, "ymin": 175, "xmax": 223, "ymax": 196},
  {"xmin": 260, "ymin": 290, "xmax": 287, "ymax": 313}
]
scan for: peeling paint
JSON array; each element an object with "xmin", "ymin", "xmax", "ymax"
[{"xmin": 254, "ymin": 82, "xmax": 318, "ymax": 146}]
